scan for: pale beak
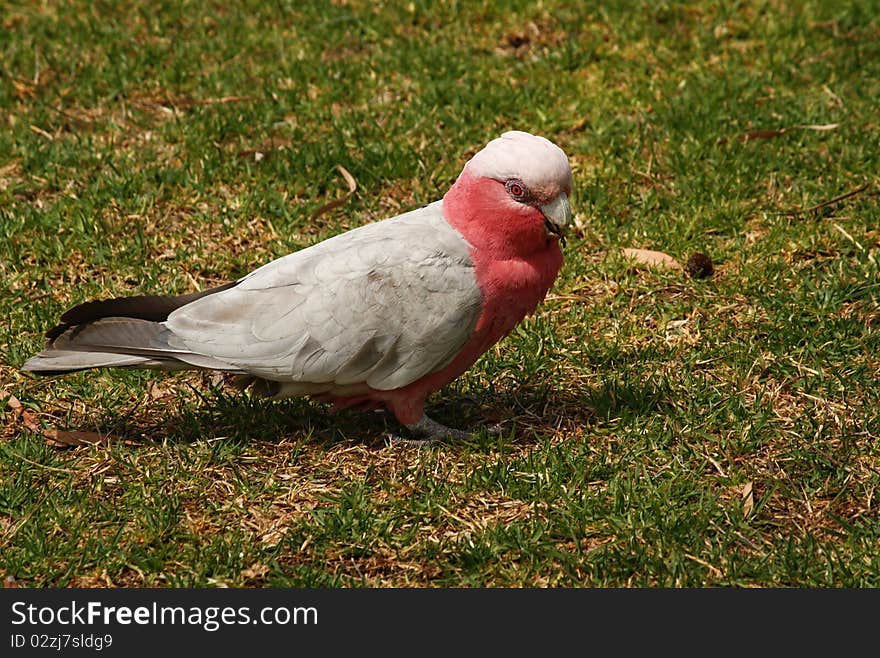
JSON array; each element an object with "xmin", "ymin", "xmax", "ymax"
[{"xmin": 539, "ymin": 192, "xmax": 571, "ymax": 247}]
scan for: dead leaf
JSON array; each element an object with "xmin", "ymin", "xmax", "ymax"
[
  {"xmin": 0, "ymin": 161, "xmax": 21, "ymax": 177},
  {"xmin": 3, "ymin": 575, "xmax": 17, "ymax": 589},
  {"xmin": 20, "ymin": 411, "xmax": 42, "ymax": 435},
  {"xmin": 241, "ymin": 563, "xmax": 269, "ymax": 580},
  {"xmin": 706, "ymin": 455, "xmax": 727, "ymax": 477},
  {"xmin": 497, "ymin": 21, "xmax": 541, "ymax": 57},
  {"xmin": 147, "ymin": 382, "xmax": 174, "ymax": 401},
  {"xmin": 2, "ymin": 389, "xmax": 42, "ymax": 434},
  {"xmin": 0, "ymin": 161, "xmax": 21, "ymax": 192},
  {"xmin": 741, "ymin": 481, "xmax": 754, "ymax": 517},
  {"xmin": 795, "ymin": 123, "xmax": 839, "ymax": 131},
  {"xmin": 2, "ymin": 389, "xmax": 22, "ymax": 412},
  {"xmin": 743, "ymin": 129, "xmax": 786, "ymax": 141},
  {"xmin": 29, "ymin": 124, "xmax": 55, "ymax": 140},
  {"xmin": 621, "ymin": 248, "xmax": 682, "ymax": 270},
  {"xmin": 569, "ymin": 117, "xmax": 590, "ymax": 132},
  {"xmin": 3, "ymin": 389, "xmax": 117, "ymax": 447},
  {"xmin": 12, "ymin": 78, "xmax": 34, "ymax": 99},
  {"xmin": 44, "ymin": 430, "xmax": 110, "ymax": 448},
  {"xmin": 309, "ymin": 165, "xmax": 358, "ymax": 221},
  {"xmin": 260, "ymin": 525, "xmax": 288, "ymax": 547},
  {"xmin": 665, "ymin": 318, "xmax": 690, "ymax": 340}
]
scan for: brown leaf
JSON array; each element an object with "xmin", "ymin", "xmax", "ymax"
[
  {"xmin": 2, "ymin": 389, "xmax": 42, "ymax": 434},
  {"xmin": 147, "ymin": 382, "xmax": 173, "ymax": 401},
  {"xmin": 2, "ymin": 389, "xmax": 22, "ymax": 412},
  {"xmin": 3, "ymin": 575, "xmax": 17, "ymax": 589},
  {"xmin": 3, "ymin": 389, "xmax": 119, "ymax": 447},
  {"xmin": 20, "ymin": 411, "xmax": 42, "ymax": 435},
  {"xmin": 44, "ymin": 429, "xmax": 110, "ymax": 448},
  {"xmin": 309, "ymin": 165, "xmax": 358, "ymax": 221},
  {"xmin": 743, "ymin": 129, "xmax": 786, "ymax": 141},
  {"xmin": 337, "ymin": 165, "xmax": 357, "ymax": 195},
  {"xmin": 621, "ymin": 248, "xmax": 682, "ymax": 270}
]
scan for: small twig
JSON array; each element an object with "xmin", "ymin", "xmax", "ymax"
[
  {"xmin": 776, "ymin": 183, "xmax": 874, "ymax": 217},
  {"xmin": 191, "ymin": 95, "xmax": 255, "ymax": 106},
  {"xmin": 28, "ymin": 124, "xmax": 55, "ymax": 140}
]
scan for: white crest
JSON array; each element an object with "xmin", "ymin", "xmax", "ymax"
[{"xmin": 463, "ymin": 130, "xmax": 572, "ymax": 193}]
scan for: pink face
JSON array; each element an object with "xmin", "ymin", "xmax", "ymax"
[{"xmin": 446, "ymin": 132, "xmax": 572, "ymax": 253}]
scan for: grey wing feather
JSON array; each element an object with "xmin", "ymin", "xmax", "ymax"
[
  {"xmin": 23, "ymin": 316, "xmax": 246, "ymax": 374},
  {"xmin": 164, "ymin": 201, "xmax": 482, "ymax": 391}
]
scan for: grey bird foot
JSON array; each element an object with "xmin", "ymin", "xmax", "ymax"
[{"xmin": 390, "ymin": 414, "xmax": 503, "ymax": 447}]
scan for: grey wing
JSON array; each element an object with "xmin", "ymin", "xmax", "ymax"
[{"xmin": 163, "ymin": 203, "xmax": 482, "ymax": 391}]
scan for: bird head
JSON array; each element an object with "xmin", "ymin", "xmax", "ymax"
[{"xmin": 444, "ymin": 131, "xmax": 573, "ymax": 255}]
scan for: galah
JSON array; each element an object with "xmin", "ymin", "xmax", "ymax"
[{"xmin": 23, "ymin": 131, "xmax": 573, "ymax": 444}]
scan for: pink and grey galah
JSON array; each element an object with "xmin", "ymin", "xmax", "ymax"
[{"xmin": 23, "ymin": 130, "xmax": 573, "ymax": 444}]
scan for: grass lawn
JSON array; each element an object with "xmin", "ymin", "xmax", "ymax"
[{"xmin": 1, "ymin": 0, "xmax": 879, "ymax": 587}]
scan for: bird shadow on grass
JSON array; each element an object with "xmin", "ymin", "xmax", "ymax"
[
  {"xmin": 119, "ymin": 389, "xmax": 394, "ymax": 449},
  {"xmin": 483, "ymin": 375, "xmax": 676, "ymax": 443},
  {"xmin": 84, "ymin": 386, "xmax": 516, "ymax": 449},
  {"xmin": 73, "ymin": 374, "xmax": 675, "ymax": 450}
]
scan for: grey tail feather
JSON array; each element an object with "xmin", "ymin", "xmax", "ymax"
[
  {"xmin": 24, "ymin": 281, "xmax": 240, "ymax": 375},
  {"xmin": 45, "ymin": 280, "xmax": 238, "ymax": 341},
  {"xmin": 22, "ymin": 350, "xmax": 185, "ymax": 375}
]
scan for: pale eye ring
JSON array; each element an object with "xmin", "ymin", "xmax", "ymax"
[{"xmin": 505, "ymin": 178, "xmax": 528, "ymax": 201}]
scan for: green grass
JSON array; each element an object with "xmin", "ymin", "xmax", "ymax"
[{"xmin": 2, "ymin": 0, "xmax": 879, "ymax": 587}]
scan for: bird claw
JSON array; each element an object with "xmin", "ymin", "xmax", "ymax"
[
  {"xmin": 388, "ymin": 434, "xmax": 454, "ymax": 447},
  {"xmin": 389, "ymin": 414, "xmax": 504, "ymax": 447},
  {"xmin": 484, "ymin": 422, "xmax": 505, "ymax": 436}
]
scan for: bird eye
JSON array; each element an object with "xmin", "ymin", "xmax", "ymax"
[{"xmin": 505, "ymin": 179, "xmax": 528, "ymax": 200}]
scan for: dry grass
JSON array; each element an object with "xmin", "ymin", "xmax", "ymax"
[{"xmin": 2, "ymin": 0, "xmax": 879, "ymax": 587}]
